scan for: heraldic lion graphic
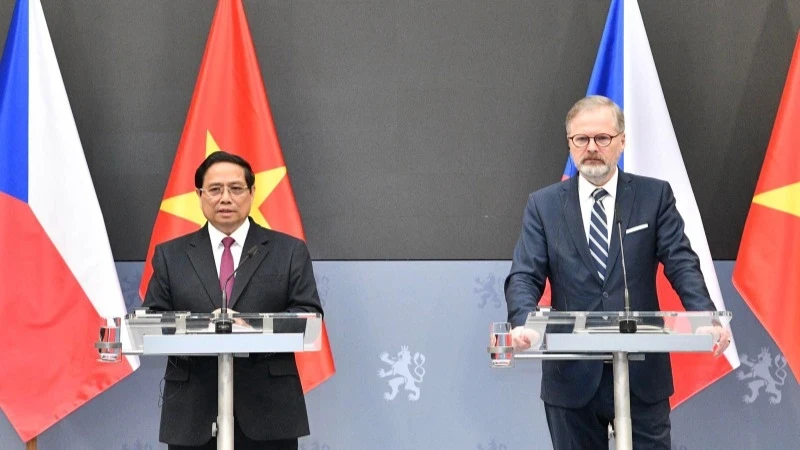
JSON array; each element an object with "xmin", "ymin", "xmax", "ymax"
[
  {"xmin": 378, "ymin": 346, "xmax": 426, "ymax": 401},
  {"xmin": 737, "ymin": 347, "xmax": 788, "ymax": 405}
]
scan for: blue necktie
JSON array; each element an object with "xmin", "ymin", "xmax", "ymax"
[{"xmin": 589, "ymin": 188, "xmax": 610, "ymax": 281}]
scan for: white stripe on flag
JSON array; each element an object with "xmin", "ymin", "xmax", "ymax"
[
  {"xmin": 622, "ymin": 0, "xmax": 739, "ymax": 367},
  {"xmin": 26, "ymin": 0, "xmax": 137, "ymax": 368}
]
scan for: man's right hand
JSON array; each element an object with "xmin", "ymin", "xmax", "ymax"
[{"xmin": 511, "ymin": 326, "xmax": 541, "ymax": 351}]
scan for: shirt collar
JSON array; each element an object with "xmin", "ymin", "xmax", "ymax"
[
  {"xmin": 207, "ymin": 219, "xmax": 251, "ymax": 248},
  {"xmin": 578, "ymin": 167, "xmax": 619, "ymax": 201}
]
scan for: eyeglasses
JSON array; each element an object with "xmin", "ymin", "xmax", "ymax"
[
  {"xmin": 198, "ymin": 185, "xmax": 250, "ymax": 199},
  {"xmin": 568, "ymin": 132, "xmax": 622, "ymax": 148}
]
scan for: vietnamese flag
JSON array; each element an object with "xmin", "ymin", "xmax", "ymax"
[
  {"xmin": 138, "ymin": 0, "xmax": 334, "ymax": 392},
  {"xmin": 733, "ymin": 33, "xmax": 800, "ymax": 380}
]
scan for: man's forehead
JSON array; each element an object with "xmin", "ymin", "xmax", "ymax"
[
  {"xmin": 568, "ymin": 107, "xmax": 615, "ymax": 129},
  {"xmin": 203, "ymin": 163, "xmax": 247, "ymax": 184}
]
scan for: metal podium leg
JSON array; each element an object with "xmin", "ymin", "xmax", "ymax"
[
  {"xmin": 218, "ymin": 353, "xmax": 234, "ymax": 450},
  {"xmin": 612, "ymin": 351, "xmax": 632, "ymax": 450}
]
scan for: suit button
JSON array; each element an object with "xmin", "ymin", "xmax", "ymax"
[{"xmin": 602, "ymin": 292, "xmax": 609, "ymax": 299}]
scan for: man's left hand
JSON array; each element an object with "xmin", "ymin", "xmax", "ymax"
[{"xmin": 697, "ymin": 325, "xmax": 732, "ymax": 357}]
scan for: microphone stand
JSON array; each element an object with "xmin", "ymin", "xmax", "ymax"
[
  {"xmin": 216, "ymin": 275, "xmax": 234, "ymax": 334},
  {"xmin": 617, "ymin": 219, "xmax": 637, "ymax": 333}
]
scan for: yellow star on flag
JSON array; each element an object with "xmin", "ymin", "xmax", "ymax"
[
  {"xmin": 752, "ymin": 181, "xmax": 800, "ymax": 219},
  {"xmin": 159, "ymin": 131, "xmax": 287, "ymax": 228}
]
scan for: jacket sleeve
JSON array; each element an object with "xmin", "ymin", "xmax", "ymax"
[
  {"xmin": 285, "ymin": 239, "xmax": 324, "ymax": 316},
  {"xmin": 654, "ymin": 182, "xmax": 715, "ymax": 311},
  {"xmin": 142, "ymin": 244, "xmax": 174, "ymax": 311},
  {"xmin": 505, "ymin": 193, "xmax": 549, "ymax": 327}
]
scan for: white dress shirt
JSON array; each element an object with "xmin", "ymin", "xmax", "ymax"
[
  {"xmin": 207, "ymin": 219, "xmax": 251, "ymax": 277},
  {"xmin": 578, "ymin": 169, "xmax": 619, "ymax": 246}
]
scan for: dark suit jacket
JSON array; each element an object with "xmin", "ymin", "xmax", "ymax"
[
  {"xmin": 143, "ymin": 218, "xmax": 323, "ymax": 446},
  {"xmin": 505, "ymin": 171, "xmax": 714, "ymax": 408}
]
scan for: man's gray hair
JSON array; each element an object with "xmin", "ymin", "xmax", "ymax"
[{"xmin": 565, "ymin": 95, "xmax": 625, "ymax": 133}]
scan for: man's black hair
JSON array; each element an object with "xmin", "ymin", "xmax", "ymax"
[{"xmin": 194, "ymin": 151, "xmax": 256, "ymax": 189}]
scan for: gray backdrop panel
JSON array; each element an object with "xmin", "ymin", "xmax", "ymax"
[{"xmin": 0, "ymin": 261, "xmax": 796, "ymax": 449}]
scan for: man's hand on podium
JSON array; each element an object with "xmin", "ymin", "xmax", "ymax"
[
  {"xmin": 696, "ymin": 325, "xmax": 732, "ymax": 357},
  {"xmin": 211, "ymin": 309, "xmax": 249, "ymax": 328},
  {"xmin": 511, "ymin": 326, "xmax": 541, "ymax": 351}
]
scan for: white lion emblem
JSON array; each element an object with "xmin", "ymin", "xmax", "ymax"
[
  {"xmin": 377, "ymin": 346, "xmax": 426, "ymax": 401},
  {"xmin": 737, "ymin": 347, "xmax": 788, "ymax": 405},
  {"xmin": 474, "ymin": 274, "xmax": 503, "ymax": 308}
]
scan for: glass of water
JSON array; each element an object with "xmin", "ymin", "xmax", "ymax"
[
  {"xmin": 96, "ymin": 317, "xmax": 122, "ymax": 363},
  {"xmin": 489, "ymin": 322, "xmax": 514, "ymax": 368}
]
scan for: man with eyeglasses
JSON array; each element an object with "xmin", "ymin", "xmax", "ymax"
[
  {"xmin": 504, "ymin": 95, "xmax": 731, "ymax": 449},
  {"xmin": 143, "ymin": 151, "xmax": 322, "ymax": 450}
]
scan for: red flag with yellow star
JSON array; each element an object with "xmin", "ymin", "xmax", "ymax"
[
  {"xmin": 733, "ymin": 32, "xmax": 800, "ymax": 380},
  {"xmin": 139, "ymin": 0, "xmax": 334, "ymax": 392}
]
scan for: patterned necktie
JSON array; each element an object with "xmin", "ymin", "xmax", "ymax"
[
  {"xmin": 588, "ymin": 188, "xmax": 610, "ymax": 281},
  {"xmin": 219, "ymin": 236, "xmax": 235, "ymax": 304}
]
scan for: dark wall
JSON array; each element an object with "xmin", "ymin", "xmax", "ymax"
[{"xmin": 2, "ymin": 0, "xmax": 799, "ymax": 261}]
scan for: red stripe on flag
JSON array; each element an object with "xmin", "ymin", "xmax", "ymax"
[
  {"xmin": 655, "ymin": 266, "xmax": 733, "ymax": 408},
  {"xmin": 0, "ymin": 195, "xmax": 132, "ymax": 442}
]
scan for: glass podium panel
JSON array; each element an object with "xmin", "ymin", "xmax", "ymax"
[
  {"xmin": 101, "ymin": 310, "xmax": 322, "ymax": 358},
  {"xmin": 522, "ymin": 310, "xmax": 731, "ymax": 353},
  {"xmin": 486, "ymin": 310, "xmax": 732, "ymax": 450}
]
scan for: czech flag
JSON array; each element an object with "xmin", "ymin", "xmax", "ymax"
[
  {"xmin": 0, "ymin": 0, "xmax": 137, "ymax": 442},
  {"xmin": 561, "ymin": 0, "xmax": 740, "ymax": 408}
]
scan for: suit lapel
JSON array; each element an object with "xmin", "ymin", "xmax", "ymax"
[
  {"xmin": 228, "ymin": 222, "xmax": 271, "ymax": 310},
  {"xmin": 186, "ymin": 226, "xmax": 223, "ymax": 310},
  {"xmin": 605, "ymin": 171, "xmax": 635, "ymax": 280},
  {"xmin": 561, "ymin": 177, "xmax": 603, "ymax": 284}
]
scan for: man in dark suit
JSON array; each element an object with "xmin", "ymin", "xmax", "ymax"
[
  {"xmin": 504, "ymin": 96, "xmax": 731, "ymax": 450},
  {"xmin": 143, "ymin": 151, "xmax": 322, "ymax": 450}
]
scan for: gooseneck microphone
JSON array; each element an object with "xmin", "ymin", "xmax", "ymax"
[
  {"xmin": 616, "ymin": 217, "xmax": 637, "ymax": 333},
  {"xmin": 216, "ymin": 245, "xmax": 259, "ymax": 334}
]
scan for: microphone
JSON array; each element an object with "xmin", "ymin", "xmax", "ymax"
[
  {"xmin": 616, "ymin": 213, "xmax": 637, "ymax": 333},
  {"xmin": 216, "ymin": 245, "xmax": 259, "ymax": 334}
]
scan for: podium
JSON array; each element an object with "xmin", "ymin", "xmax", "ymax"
[
  {"xmin": 97, "ymin": 309, "xmax": 322, "ymax": 450},
  {"xmin": 488, "ymin": 310, "xmax": 731, "ymax": 450}
]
